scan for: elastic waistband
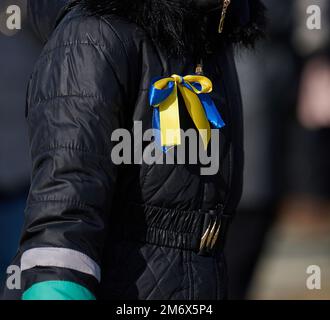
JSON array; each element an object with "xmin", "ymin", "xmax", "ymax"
[{"xmin": 120, "ymin": 202, "xmax": 232, "ymax": 256}]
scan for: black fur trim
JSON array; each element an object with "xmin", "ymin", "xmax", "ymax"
[
  {"xmin": 68, "ymin": 0, "xmax": 266, "ymax": 57},
  {"xmin": 225, "ymin": 0, "xmax": 267, "ymax": 47}
]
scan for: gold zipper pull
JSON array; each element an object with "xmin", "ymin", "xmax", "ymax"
[{"xmin": 218, "ymin": 0, "xmax": 231, "ymax": 34}]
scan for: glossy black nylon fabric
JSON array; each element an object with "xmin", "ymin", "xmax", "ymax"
[{"xmin": 3, "ymin": 0, "xmax": 265, "ymax": 300}]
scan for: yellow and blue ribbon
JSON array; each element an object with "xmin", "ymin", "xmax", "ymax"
[{"xmin": 149, "ymin": 74, "xmax": 225, "ymax": 151}]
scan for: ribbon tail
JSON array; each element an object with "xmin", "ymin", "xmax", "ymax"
[
  {"xmin": 158, "ymin": 85, "xmax": 181, "ymax": 147},
  {"xmin": 153, "ymin": 107, "xmax": 171, "ymax": 153},
  {"xmin": 150, "ymin": 78, "xmax": 180, "ymax": 152},
  {"xmin": 179, "ymin": 85, "xmax": 211, "ymax": 150},
  {"xmin": 199, "ymin": 94, "xmax": 225, "ymax": 129},
  {"xmin": 152, "ymin": 107, "xmax": 161, "ymax": 145}
]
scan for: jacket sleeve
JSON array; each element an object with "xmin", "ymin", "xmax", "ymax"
[{"xmin": 19, "ymin": 15, "xmax": 127, "ymax": 300}]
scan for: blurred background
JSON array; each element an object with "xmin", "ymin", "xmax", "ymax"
[
  {"xmin": 0, "ymin": 0, "xmax": 329, "ymax": 299},
  {"xmin": 0, "ymin": 0, "xmax": 41, "ymax": 291}
]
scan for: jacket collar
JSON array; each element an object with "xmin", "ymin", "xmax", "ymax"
[{"xmin": 70, "ymin": 0, "xmax": 266, "ymax": 57}]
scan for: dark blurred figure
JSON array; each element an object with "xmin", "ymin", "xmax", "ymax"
[
  {"xmin": 225, "ymin": 0, "xmax": 330, "ymax": 299},
  {"xmin": 0, "ymin": 1, "xmax": 41, "ymax": 286},
  {"xmin": 225, "ymin": 0, "xmax": 299, "ymax": 300},
  {"xmin": 28, "ymin": 0, "xmax": 69, "ymax": 43},
  {"xmin": 288, "ymin": 0, "xmax": 330, "ymax": 203}
]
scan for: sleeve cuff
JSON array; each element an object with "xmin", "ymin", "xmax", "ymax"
[{"xmin": 22, "ymin": 281, "xmax": 96, "ymax": 300}]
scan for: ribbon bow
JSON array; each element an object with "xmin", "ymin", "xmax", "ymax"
[{"xmin": 149, "ymin": 74, "xmax": 225, "ymax": 150}]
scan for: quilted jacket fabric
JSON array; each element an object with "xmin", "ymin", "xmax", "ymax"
[{"xmin": 3, "ymin": 0, "xmax": 266, "ymax": 300}]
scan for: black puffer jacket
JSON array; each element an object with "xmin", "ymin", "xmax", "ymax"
[{"xmin": 5, "ymin": 0, "xmax": 265, "ymax": 300}]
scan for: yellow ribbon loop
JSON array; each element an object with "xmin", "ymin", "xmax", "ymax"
[{"xmin": 152, "ymin": 74, "xmax": 213, "ymax": 149}]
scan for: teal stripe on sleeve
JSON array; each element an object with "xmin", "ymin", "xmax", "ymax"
[{"xmin": 22, "ymin": 281, "xmax": 96, "ymax": 300}]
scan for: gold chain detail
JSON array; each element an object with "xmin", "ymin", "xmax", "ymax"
[{"xmin": 218, "ymin": 0, "xmax": 231, "ymax": 33}]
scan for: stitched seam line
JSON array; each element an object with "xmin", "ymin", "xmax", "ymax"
[
  {"xmin": 33, "ymin": 145, "xmax": 110, "ymax": 159},
  {"xmin": 33, "ymin": 94, "xmax": 107, "ymax": 105},
  {"xmin": 40, "ymin": 41, "xmax": 107, "ymax": 60},
  {"xmin": 26, "ymin": 198, "xmax": 97, "ymax": 210}
]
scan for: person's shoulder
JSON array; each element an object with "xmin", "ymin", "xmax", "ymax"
[
  {"xmin": 33, "ymin": 7, "xmax": 141, "ymax": 100},
  {"xmin": 45, "ymin": 7, "xmax": 144, "ymax": 58},
  {"xmin": 44, "ymin": 8, "xmax": 111, "ymax": 51}
]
